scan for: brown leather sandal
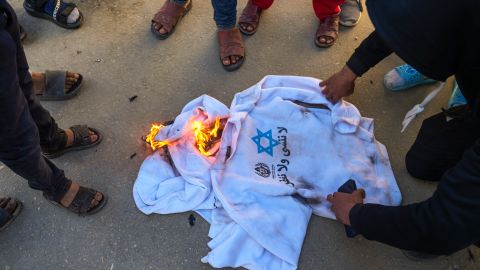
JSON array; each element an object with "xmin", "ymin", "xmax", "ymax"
[
  {"xmin": 43, "ymin": 181, "xmax": 107, "ymax": 216},
  {"xmin": 315, "ymin": 14, "xmax": 340, "ymax": 48},
  {"xmin": 218, "ymin": 28, "xmax": 245, "ymax": 72},
  {"xmin": 239, "ymin": 0, "xmax": 263, "ymax": 36},
  {"xmin": 151, "ymin": 0, "xmax": 192, "ymax": 40}
]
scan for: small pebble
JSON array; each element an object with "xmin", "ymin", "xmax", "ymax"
[
  {"xmin": 129, "ymin": 95, "xmax": 138, "ymax": 102},
  {"xmin": 188, "ymin": 213, "xmax": 196, "ymax": 226}
]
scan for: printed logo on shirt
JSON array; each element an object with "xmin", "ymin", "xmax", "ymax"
[
  {"xmin": 251, "ymin": 127, "xmax": 295, "ymax": 187},
  {"xmin": 251, "ymin": 129, "xmax": 280, "ymax": 156},
  {"xmin": 254, "ymin": 163, "xmax": 271, "ymax": 178}
]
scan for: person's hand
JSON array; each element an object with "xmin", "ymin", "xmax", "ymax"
[
  {"xmin": 320, "ymin": 65, "xmax": 358, "ymax": 103},
  {"xmin": 327, "ymin": 189, "xmax": 365, "ymax": 226}
]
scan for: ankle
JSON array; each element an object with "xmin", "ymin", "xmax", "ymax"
[
  {"xmin": 217, "ymin": 25, "xmax": 236, "ymax": 31},
  {"xmin": 31, "ymin": 72, "xmax": 45, "ymax": 94}
]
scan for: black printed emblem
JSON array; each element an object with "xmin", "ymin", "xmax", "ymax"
[{"xmin": 254, "ymin": 163, "xmax": 271, "ymax": 178}]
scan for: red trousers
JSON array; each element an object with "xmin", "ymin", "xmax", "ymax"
[{"xmin": 252, "ymin": 0, "xmax": 344, "ymax": 20}]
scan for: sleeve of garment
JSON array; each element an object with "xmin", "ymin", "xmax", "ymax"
[
  {"xmin": 349, "ymin": 139, "xmax": 480, "ymax": 255},
  {"xmin": 346, "ymin": 31, "xmax": 393, "ymax": 77}
]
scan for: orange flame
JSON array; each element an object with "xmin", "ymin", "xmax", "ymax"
[
  {"xmin": 145, "ymin": 117, "xmax": 222, "ymax": 156},
  {"xmin": 145, "ymin": 123, "xmax": 169, "ymax": 150},
  {"xmin": 192, "ymin": 117, "xmax": 221, "ymax": 156}
]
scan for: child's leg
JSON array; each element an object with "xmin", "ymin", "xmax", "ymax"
[
  {"xmin": 313, "ymin": 0, "xmax": 344, "ymax": 21},
  {"xmin": 252, "ymin": 0, "xmax": 274, "ymax": 10}
]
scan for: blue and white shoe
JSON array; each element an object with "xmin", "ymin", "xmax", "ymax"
[
  {"xmin": 447, "ymin": 81, "xmax": 467, "ymax": 108},
  {"xmin": 384, "ymin": 64, "xmax": 436, "ymax": 91}
]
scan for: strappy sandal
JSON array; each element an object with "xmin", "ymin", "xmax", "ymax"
[
  {"xmin": 43, "ymin": 181, "xmax": 107, "ymax": 216},
  {"xmin": 42, "ymin": 125, "xmax": 103, "ymax": 159},
  {"xmin": 315, "ymin": 14, "xmax": 340, "ymax": 48},
  {"xmin": 36, "ymin": 70, "xmax": 83, "ymax": 101},
  {"xmin": 0, "ymin": 198, "xmax": 23, "ymax": 232},
  {"xmin": 23, "ymin": 0, "xmax": 83, "ymax": 29},
  {"xmin": 218, "ymin": 28, "xmax": 245, "ymax": 72},
  {"xmin": 151, "ymin": 0, "xmax": 192, "ymax": 40},
  {"xmin": 238, "ymin": 0, "xmax": 263, "ymax": 36}
]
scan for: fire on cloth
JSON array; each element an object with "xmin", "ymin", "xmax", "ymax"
[{"xmin": 133, "ymin": 75, "xmax": 402, "ymax": 269}]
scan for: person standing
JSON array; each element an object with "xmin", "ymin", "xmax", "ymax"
[{"xmin": 0, "ymin": 0, "xmax": 107, "ymax": 230}]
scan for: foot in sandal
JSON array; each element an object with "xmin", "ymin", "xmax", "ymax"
[
  {"xmin": 42, "ymin": 125, "xmax": 102, "ymax": 159},
  {"xmin": 43, "ymin": 181, "xmax": 107, "ymax": 216},
  {"xmin": 0, "ymin": 198, "xmax": 23, "ymax": 231},
  {"xmin": 218, "ymin": 28, "xmax": 245, "ymax": 72},
  {"xmin": 151, "ymin": 0, "xmax": 192, "ymax": 39},
  {"xmin": 23, "ymin": 0, "xmax": 83, "ymax": 29},
  {"xmin": 238, "ymin": 0, "xmax": 263, "ymax": 36},
  {"xmin": 383, "ymin": 64, "xmax": 436, "ymax": 91},
  {"xmin": 315, "ymin": 13, "xmax": 340, "ymax": 48},
  {"xmin": 31, "ymin": 71, "xmax": 83, "ymax": 101}
]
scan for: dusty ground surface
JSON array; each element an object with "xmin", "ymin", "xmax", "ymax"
[{"xmin": 1, "ymin": 0, "xmax": 479, "ymax": 269}]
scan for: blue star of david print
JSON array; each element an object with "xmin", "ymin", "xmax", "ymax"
[{"xmin": 251, "ymin": 129, "xmax": 280, "ymax": 156}]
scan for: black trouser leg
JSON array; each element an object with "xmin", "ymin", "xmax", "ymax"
[
  {"xmin": 0, "ymin": 1, "xmax": 68, "ymax": 195},
  {"xmin": 405, "ymin": 110, "xmax": 480, "ymax": 181}
]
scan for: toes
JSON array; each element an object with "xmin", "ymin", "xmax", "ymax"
[
  {"xmin": 66, "ymin": 77, "xmax": 78, "ymax": 85},
  {"xmin": 4, "ymin": 199, "xmax": 17, "ymax": 215},
  {"xmin": 94, "ymin": 192, "xmax": 103, "ymax": 202},
  {"xmin": 230, "ymin": 56, "xmax": 237, "ymax": 64},
  {"xmin": 88, "ymin": 130, "xmax": 98, "ymax": 143},
  {"xmin": 158, "ymin": 26, "xmax": 167, "ymax": 34},
  {"xmin": 0, "ymin": 197, "xmax": 9, "ymax": 208},
  {"xmin": 66, "ymin": 71, "xmax": 79, "ymax": 79},
  {"xmin": 247, "ymin": 25, "xmax": 254, "ymax": 32},
  {"xmin": 222, "ymin": 58, "xmax": 231, "ymax": 66},
  {"xmin": 91, "ymin": 199, "xmax": 99, "ymax": 207},
  {"xmin": 90, "ymin": 192, "xmax": 103, "ymax": 209},
  {"xmin": 319, "ymin": 37, "xmax": 326, "ymax": 43},
  {"xmin": 90, "ymin": 134, "xmax": 98, "ymax": 143}
]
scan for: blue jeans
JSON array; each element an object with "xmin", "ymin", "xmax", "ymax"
[
  {"xmin": 211, "ymin": 0, "xmax": 237, "ymax": 29},
  {"xmin": 173, "ymin": 0, "xmax": 237, "ymax": 29}
]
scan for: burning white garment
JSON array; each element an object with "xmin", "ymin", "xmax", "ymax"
[{"xmin": 133, "ymin": 75, "xmax": 402, "ymax": 269}]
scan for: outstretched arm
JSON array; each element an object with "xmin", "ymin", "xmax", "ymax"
[{"xmin": 321, "ymin": 31, "xmax": 393, "ymax": 103}]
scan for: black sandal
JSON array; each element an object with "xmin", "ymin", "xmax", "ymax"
[
  {"xmin": 23, "ymin": 0, "xmax": 83, "ymax": 29},
  {"xmin": 0, "ymin": 198, "xmax": 23, "ymax": 232},
  {"xmin": 37, "ymin": 70, "xmax": 84, "ymax": 101},
  {"xmin": 43, "ymin": 182, "xmax": 107, "ymax": 216},
  {"xmin": 42, "ymin": 125, "xmax": 103, "ymax": 159}
]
